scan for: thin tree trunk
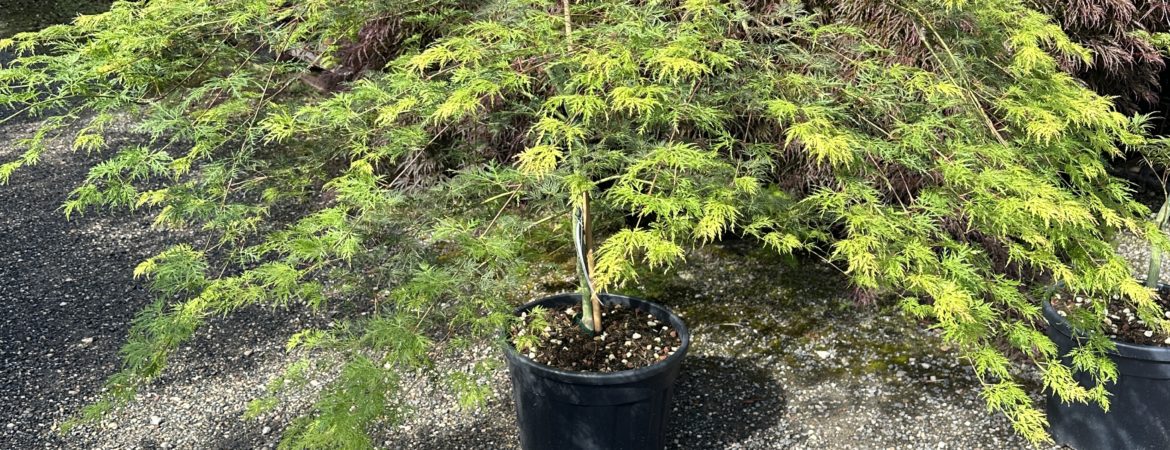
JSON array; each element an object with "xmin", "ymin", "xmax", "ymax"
[{"xmin": 583, "ymin": 192, "xmax": 602, "ymax": 332}]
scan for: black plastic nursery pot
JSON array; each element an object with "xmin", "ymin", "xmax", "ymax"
[
  {"xmin": 1043, "ymin": 300, "xmax": 1170, "ymax": 450},
  {"xmin": 503, "ymin": 293, "xmax": 691, "ymax": 450}
]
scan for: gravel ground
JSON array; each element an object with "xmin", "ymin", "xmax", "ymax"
[
  {"xmin": 0, "ymin": 6, "xmax": 1142, "ymax": 448},
  {"xmin": 1115, "ymin": 230, "xmax": 1170, "ymax": 285},
  {"xmin": 0, "ymin": 3, "xmax": 1154, "ymax": 447},
  {"xmin": 0, "ymin": 113, "xmax": 1049, "ymax": 449},
  {"xmin": 0, "ymin": 116, "xmax": 322, "ymax": 449},
  {"xmin": 369, "ymin": 244, "xmax": 1045, "ymax": 450},
  {"xmin": 0, "ymin": 94, "xmax": 1078, "ymax": 449},
  {"xmin": 0, "ymin": 117, "xmax": 173, "ymax": 448}
]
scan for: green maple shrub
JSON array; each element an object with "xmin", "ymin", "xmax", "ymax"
[{"xmin": 4, "ymin": 0, "xmax": 1170, "ymax": 445}]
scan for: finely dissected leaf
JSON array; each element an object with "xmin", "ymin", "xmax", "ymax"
[{"xmin": 6, "ymin": 0, "xmax": 1170, "ymax": 446}]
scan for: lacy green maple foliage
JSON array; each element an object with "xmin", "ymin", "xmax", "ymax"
[{"xmin": 4, "ymin": 0, "xmax": 1170, "ymax": 445}]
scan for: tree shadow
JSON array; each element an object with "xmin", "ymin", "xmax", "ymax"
[
  {"xmin": 666, "ymin": 355, "xmax": 788, "ymax": 449},
  {"xmin": 382, "ymin": 355, "xmax": 787, "ymax": 449}
]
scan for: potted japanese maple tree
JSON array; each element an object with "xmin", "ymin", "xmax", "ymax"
[
  {"xmin": 503, "ymin": 192, "xmax": 691, "ymax": 450},
  {"xmin": 1044, "ymin": 197, "xmax": 1170, "ymax": 449}
]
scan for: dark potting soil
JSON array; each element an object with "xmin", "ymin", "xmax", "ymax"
[
  {"xmin": 1051, "ymin": 290, "xmax": 1170, "ymax": 346},
  {"xmin": 512, "ymin": 303, "xmax": 682, "ymax": 372}
]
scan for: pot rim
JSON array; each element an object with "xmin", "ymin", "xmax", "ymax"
[
  {"xmin": 503, "ymin": 292, "xmax": 691, "ymax": 385},
  {"xmin": 1043, "ymin": 284, "xmax": 1170, "ymax": 362}
]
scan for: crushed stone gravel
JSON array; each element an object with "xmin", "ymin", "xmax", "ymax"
[
  {"xmin": 1, "ymin": 115, "xmax": 1057, "ymax": 448},
  {"xmin": 0, "ymin": 116, "xmax": 324, "ymax": 449}
]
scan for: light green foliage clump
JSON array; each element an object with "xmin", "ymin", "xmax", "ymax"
[
  {"xmin": 3, "ymin": 0, "xmax": 1170, "ymax": 445},
  {"xmin": 512, "ymin": 306, "xmax": 551, "ymax": 354}
]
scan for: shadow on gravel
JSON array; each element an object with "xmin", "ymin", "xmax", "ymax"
[
  {"xmin": 1, "ymin": 1, "xmax": 113, "ymax": 125},
  {"xmin": 0, "ymin": 120, "xmax": 312, "ymax": 448},
  {"xmin": 0, "ymin": 129, "xmax": 173, "ymax": 447},
  {"xmin": 666, "ymin": 355, "xmax": 788, "ymax": 449},
  {"xmin": 385, "ymin": 355, "xmax": 787, "ymax": 450}
]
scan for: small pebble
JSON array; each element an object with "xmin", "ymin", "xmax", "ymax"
[{"xmin": 1144, "ymin": 331, "xmax": 1155, "ymax": 338}]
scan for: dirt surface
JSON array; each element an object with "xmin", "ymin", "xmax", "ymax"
[
  {"xmin": 513, "ymin": 303, "xmax": 682, "ymax": 372},
  {"xmin": 1051, "ymin": 289, "xmax": 1170, "ymax": 346}
]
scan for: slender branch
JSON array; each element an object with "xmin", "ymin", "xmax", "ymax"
[
  {"xmin": 561, "ymin": 0, "xmax": 573, "ymax": 52},
  {"xmin": 572, "ymin": 200, "xmax": 602, "ymax": 333},
  {"xmin": 559, "ymin": 0, "xmax": 601, "ymax": 332},
  {"xmin": 582, "ymin": 192, "xmax": 602, "ymax": 332}
]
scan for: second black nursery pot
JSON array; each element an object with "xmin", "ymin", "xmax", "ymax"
[
  {"xmin": 1043, "ymin": 301, "xmax": 1170, "ymax": 450},
  {"xmin": 503, "ymin": 293, "xmax": 690, "ymax": 450}
]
